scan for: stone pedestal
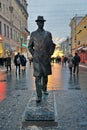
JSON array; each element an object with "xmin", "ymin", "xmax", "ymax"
[{"xmin": 22, "ymin": 91, "xmax": 57, "ymax": 128}]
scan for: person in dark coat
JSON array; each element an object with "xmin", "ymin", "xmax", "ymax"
[
  {"xmin": 73, "ymin": 52, "xmax": 81, "ymax": 74},
  {"xmin": 20, "ymin": 55, "xmax": 27, "ymax": 72},
  {"xmin": 68, "ymin": 54, "xmax": 73, "ymax": 75},
  {"xmin": 28, "ymin": 16, "xmax": 55, "ymax": 103},
  {"xmin": 5, "ymin": 55, "xmax": 11, "ymax": 72},
  {"xmin": 14, "ymin": 52, "xmax": 21, "ymax": 74}
]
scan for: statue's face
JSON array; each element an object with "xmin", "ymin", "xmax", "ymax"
[{"xmin": 37, "ymin": 21, "xmax": 44, "ymax": 29}]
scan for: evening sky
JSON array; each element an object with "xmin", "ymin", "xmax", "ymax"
[{"xmin": 27, "ymin": 0, "xmax": 87, "ymax": 42}]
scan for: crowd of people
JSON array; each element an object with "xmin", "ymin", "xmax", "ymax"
[
  {"xmin": 0, "ymin": 52, "xmax": 28, "ymax": 74},
  {"xmin": 51, "ymin": 52, "xmax": 81, "ymax": 75},
  {"xmin": 68, "ymin": 52, "xmax": 81, "ymax": 75},
  {"xmin": 14, "ymin": 52, "xmax": 27, "ymax": 74},
  {"xmin": 0, "ymin": 52, "xmax": 81, "ymax": 76}
]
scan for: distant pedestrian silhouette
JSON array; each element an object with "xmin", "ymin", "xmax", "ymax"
[
  {"xmin": 20, "ymin": 55, "xmax": 27, "ymax": 72},
  {"xmin": 5, "ymin": 54, "xmax": 11, "ymax": 72},
  {"xmin": 68, "ymin": 54, "xmax": 73, "ymax": 75},
  {"xmin": 73, "ymin": 52, "xmax": 81, "ymax": 75}
]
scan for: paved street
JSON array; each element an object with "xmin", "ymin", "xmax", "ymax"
[
  {"xmin": 0, "ymin": 64, "xmax": 34, "ymax": 130},
  {"xmin": 0, "ymin": 63, "xmax": 87, "ymax": 130}
]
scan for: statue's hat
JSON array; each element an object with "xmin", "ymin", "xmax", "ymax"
[{"xmin": 35, "ymin": 16, "xmax": 46, "ymax": 22}]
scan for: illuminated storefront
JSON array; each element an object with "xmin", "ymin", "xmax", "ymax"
[
  {"xmin": 52, "ymin": 49, "xmax": 64, "ymax": 58},
  {"xmin": 77, "ymin": 46, "xmax": 87, "ymax": 63},
  {"xmin": 0, "ymin": 36, "xmax": 3, "ymax": 57}
]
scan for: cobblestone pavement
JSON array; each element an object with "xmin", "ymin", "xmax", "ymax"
[
  {"xmin": 0, "ymin": 65, "xmax": 34, "ymax": 130},
  {"xmin": 21, "ymin": 90, "xmax": 87, "ymax": 130},
  {"xmin": 0, "ymin": 63, "xmax": 87, "ymax": 130}
]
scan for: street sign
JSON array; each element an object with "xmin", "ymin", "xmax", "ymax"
[{"xmin": 22, "ymin": 43, "xmax": 28, "ymax": 48}]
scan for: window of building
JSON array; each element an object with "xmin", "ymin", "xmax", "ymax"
[
  {"xmin": 84, "ymin": 26, "xmax": 87, "ymax": 28},
  {"xmin": 14, "ymin": 30, "xmax": 15, "ymax": 40},
  {"xmin": 7, "ymin": 25, "xmax": 9, "ymax": 38},
  {"xmin": 4, "ymin": 24, "xmax": 6, "ymax": 37},
  {"xmin": 78, "ymin": 41, "xmax": 80, "ymax": 45},
  {"xmin": 10, "ymin": 28, "xmax": 12, "ymax": 39}
]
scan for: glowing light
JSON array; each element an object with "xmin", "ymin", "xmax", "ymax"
[
  {"xmin": 0, "ymin": 36, "xmax": 3, "ymax": 40},
  {"xmin": 52, "ymin": 50, "xmax": 64, "ymax": 58},
  {"xmin": 0, "ymin": 72, "xmax": 6, "ymax": 102},
  {"xmin": 0, "ymin": 82, "xmax": 6, "ymax": 102}
]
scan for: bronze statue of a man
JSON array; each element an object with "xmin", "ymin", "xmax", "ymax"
[{"xmin": 28, "ymin": 16, "xmax": 55, "ymax": 103}]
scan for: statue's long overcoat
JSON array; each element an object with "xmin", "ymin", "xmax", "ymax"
[{"xmin": 28, "ymin": 29, "xmax": 55, "ymax": 77}]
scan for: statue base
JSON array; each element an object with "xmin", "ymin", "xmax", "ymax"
[{"xmin": 22, "ymin": 91, "xmax": 58, "ymax": 128}]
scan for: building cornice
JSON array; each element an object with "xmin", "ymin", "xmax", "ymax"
[{"xmin": 15, "ymin": 0, "xmax": 28, "ymax": 17}]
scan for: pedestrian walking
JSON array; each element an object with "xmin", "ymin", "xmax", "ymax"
[
  {"xmin": 64, "ymin": 56, "xmax": 68, "ymax": 66},
  {"xmin": 14, "ymin": 52, "xmax": 21, "ymax": 74},
  {"xmin": 20, "ymin": 55, "xmax": 27, "ymax": 72},
  {"xmin": 28, "ymin": 16, "xmax": 55, "ymax": 103},
  {"xmin": 28, "ymin": 57, "xmax": 33, "ymax": 66},
  {"xmin": 0, "ymin": 57, "xmax": 4, "ymax": 67},
  {"xmin": 73, "ymin": 52, "xmax": 81, "ymax": 75},
  {"xmin": 68, "ymin": 54, "xmax": 73, "ymax": 75},
  {"xmin": 5, "ymin": 54, "xmax": 11, "ymax": 72},
  {"xmin": 61, "ymin": 56, "xmax": 64, "ymax": 66}
]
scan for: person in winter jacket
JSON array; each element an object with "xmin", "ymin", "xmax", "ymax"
[
  {"xmin": 6, "ymin": 54, "xmax": 11, "ymax": 72},
  {"xmin": 68, "ymin": 54, "xmax": 73, "ymax": 75},
  {"xmin": 28, "ymin": 16, "xmax": 55, "ymax": 103},
  {"xmin": 20, "ymin": 55, "xmax": 27, "ymax": 72},
  {"xmin": 73, "ymin": 52, "xmax": 81, "ymax": 74},
  {"xmin": 14, "ymin": 52, "xmax": 21, "ymax": 74}
]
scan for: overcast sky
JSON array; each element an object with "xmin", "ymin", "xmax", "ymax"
[{"xmin": 27, "ymin": 0, "xmax": 87, "ymax": 41}]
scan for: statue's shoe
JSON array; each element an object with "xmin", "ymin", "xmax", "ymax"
[
  {"xmin": 44, "ymin": 91, "xmax": 49, "ymax": 95},
  {"xmin": 36, "ymin": 97, "xmax": 42, "ymax": 103}
]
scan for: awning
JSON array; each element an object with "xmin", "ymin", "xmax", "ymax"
[
  {"xmin": 82, "ymin": 47, "xmax": 87, "ymax": 51},
  {"xmin": 77, "ymin": 46, "xmax": 83, "ymax": 51},
  {"xmin": 77, "ymin": 46, "xmax": 87, "ymax": 51}
]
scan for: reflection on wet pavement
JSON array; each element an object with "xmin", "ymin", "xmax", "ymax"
[
  {"xmin": 0, "ymin": 71, "xmax": 6, "ymax": 102},
  {"xmin": 0, "ymin": 63, "xmax": 87, "ymax": 102},
  {"xmin": 48, "ymin": 64, "xmax": 63, "ymax": 90},
  {"xmin": 48, "ymin": 63, "xmax": 86, "ymax": 91},
  {"xmin": 68, "ymin": 75, "xmax": 80, "ymax": 90},
  {"xmin": 0, "ymin": 67, "xmax": 34, "ymax": 103}
]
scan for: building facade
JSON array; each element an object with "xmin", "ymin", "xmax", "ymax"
[
  {"xmin": 76, "ymin": 15, "xmax": 87, "ymax": 63},
  {"xmin": 60, "ymin": 37, "xmax": 71, "ymax": 57},
  {"xmin": 0, "ymin": 0, "xmax": 28, "ymax": 58},
  {"xmin": 70, "ymin": 15, "xmax": 87, "ymax": 63},
  {"xmin": 69, "ymin": 15, "xmax": 83, "ymax": 56}
]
